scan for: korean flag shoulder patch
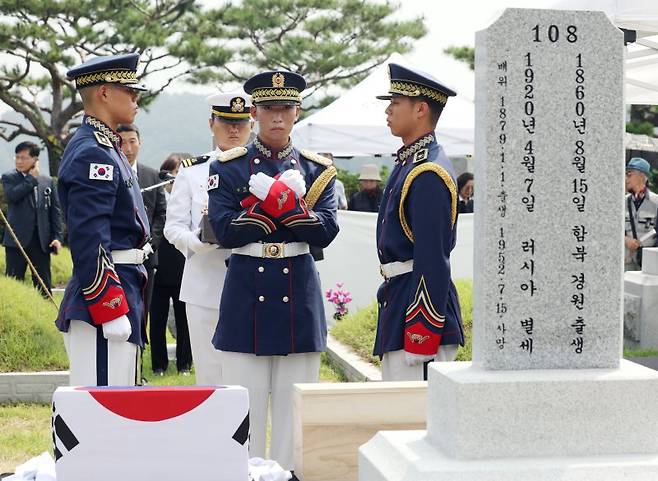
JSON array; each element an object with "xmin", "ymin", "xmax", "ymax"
[
  {"xmin": 207, "ymin": 174, "xmax": 220, "ymax": 191},
  {"xmin": 89, "ymin": 163, "xmax": 114, "ymax": 181}
]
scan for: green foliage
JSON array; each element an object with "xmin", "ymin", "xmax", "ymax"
[
  {"xmin": 0, "ymin": 0, "xmax": 214, "ymax": 174},
  {"xmin": 444, "ymin": 45, "xmax": 475, "ymax": 70},
  {"xmin": 0, "ymin": 275, "xmax": 67, "ymax": 372},
  {"xmin": 623, "ymin": 347, "xmax": 658, "ymax": 358},
  {"xmin": 626, "ymin": 120, "xmax": 655, "ymax": 136},
  {"xmin": 191, "ymin": 0, "xmax": 426, "ymax": 92},
  {"xmin": 0, "ymin": 403, "xmax": 53, "ymax": 473},
  {"xmin": 0, "ymin": 245, "xmax": 72, "ymax": 288},
  {"xmin": 337, "ymin": 168, "xmax": 360, "ymax": 200},
  {"xmin": 331, "ymin": 279, "xmax": 474, "ymax": 365},
  {"xmin": 630, "ymin": 105, "xmax": 658, "ymax": 126}
]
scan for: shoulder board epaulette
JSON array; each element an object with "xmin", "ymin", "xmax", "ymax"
[
  {"xmin": 180, "ymin": 155, "xmax": 211, "ymax": 168},
  {"xmin": 300, "ymin": 149, "xmax": 332, "ymax": 167},
  {"xmin": 219, "ymin": 146, "xmax": 248, "ymax": 163},
  {"xmin": 93, "ymin": 131, "xmax": 113, "ymax": 148}
]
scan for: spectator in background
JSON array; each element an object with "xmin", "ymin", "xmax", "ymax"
[
  {"xmin": 149, "ymin": 154, "xmax": 193, "ymax": 375},
  {"xmin": 117, "ymin": 123, "xmax": 166, "ymax": 314},
  {"xmin": 320, "ymin": 152, "xmax": 347, "ymax": 209},
  {"xmin": 624, "ymin": 157, "xmax": 658, "ymax": 271},
  {"xmin": 2, "ymin": 141, "xmax": 63, "ymax": 295},
  {"xmin": 457, "ymin": 172, "xmax": 474, "ymax": 214},
  {"xmin": 349, "ymin": 164, "xmax": 383, "ymax": 212}
]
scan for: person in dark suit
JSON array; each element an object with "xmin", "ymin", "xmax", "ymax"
[
  {"xmin": 149, "ymin": 154, "xmax": 193, "ymax": 375},
  {"xmin": 117, "ymin": 123, "xmax": 166, "ymax": 314},
  {"xmin": 349, "ymin": 164, "xmax": 383, "ymax": 213},
  {"xmin": 2, "ymin": 141, "xmax": 63, "ymax": 295},
  {"xmin": 457, "ymin": 171, "xmax": 474, "ymax": 214}
]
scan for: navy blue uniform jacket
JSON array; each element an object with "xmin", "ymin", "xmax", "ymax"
[
  {"xmin": 374, "ymin": 132, "xmax": 464, "ymax": 357},
  {"xmin": 56, "ymin": 116, "xmax": 150, "ymax": 347},
  {"xmin": 207, "ymin": 139, "xmax": 338, "ymax": 355}
]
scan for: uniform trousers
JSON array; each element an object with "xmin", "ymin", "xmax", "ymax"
[
  {"xmin": 186, "ymin": 304, "xmax": 223, "ymax": 385},
  {"xmin": 219, "ymin": 351, "xmax": 321, "ymax": 470},
  {"xmin": 62, "ymin": 320, "xmax": 138, "ymax": 386},
  {"xmin": 381, "ymin": 345, "xmax": 459, "ymax": 381}
]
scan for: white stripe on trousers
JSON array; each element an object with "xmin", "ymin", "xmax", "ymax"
[{"xmin": 62, "ymin": 320, "xmax": 137, "ymax": 386}]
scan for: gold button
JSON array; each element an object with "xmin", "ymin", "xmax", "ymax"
[
  {"xmin": 258, "ymin": 266, "xmax": 264, "ymax": 273},
  {"xmin": 254, "ymin": 159, "xmax": 261, "ymax": 165},
  {"xmin": 258, "ymin": 296, "xmax": 265, "ymax": 302},
  {"xmin": 283, "ymin": 296, "xmax": 289, "ymax": 303},
  {"xmin": 283, "ymin": 267, "xmax": 289, "ymax": 274}
]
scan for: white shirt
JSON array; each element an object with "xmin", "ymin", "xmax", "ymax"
[{"xmin": 164, "ymin": 149, "xmax": 230, "ymax": 309}]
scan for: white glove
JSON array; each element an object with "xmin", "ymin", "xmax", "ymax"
[
  {"xmin": 102, "ymin": 314, "xmax": 132, "ymax": 342},
  {"xmin": 404, "ymin": 351, "xmax": 434, "ymax": 366},
  {"xmin": 249, "ymin": 172, "xmax": 276, "ymax": 201},
  {"xmin": 279, "ymin": 169, "xmax": 306, "ymax": 197}
]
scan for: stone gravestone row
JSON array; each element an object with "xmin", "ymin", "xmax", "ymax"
[{"xmin": 472, "ymin": 8, "xmax": 624, "ymax": 370}]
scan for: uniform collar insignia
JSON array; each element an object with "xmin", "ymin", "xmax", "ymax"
[
  {"xmin": 253, "ymin": 137, "xmax": 294, "ymax": 160},
  {"xmin": 85, "ymin": 115, "xmax": 121, "ymax": 145},
  {"xmin": 397, "ymin": 132, "xmax": 435, "ymax": 163}
]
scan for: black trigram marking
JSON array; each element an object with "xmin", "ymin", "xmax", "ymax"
[
  {"xmin": 52, "ymin": 402, "xmax": 79, "ymax": 461},
  {"xmin": 232, "ymin": 412, "xmax": 250, "ymax": 446}
]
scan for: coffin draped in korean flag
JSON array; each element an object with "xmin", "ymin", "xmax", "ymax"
[{"xmin": 52, "ymin": 385, "xmax": 250, "ymax": 481}]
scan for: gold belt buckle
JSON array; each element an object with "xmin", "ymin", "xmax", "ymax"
[{"xmin": 263, "ymin": 242, "xmax": 285, "ymax": 259}]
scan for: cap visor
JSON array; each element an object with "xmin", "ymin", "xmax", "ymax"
[
  {"xmin": 214, "ymin": 117, "xmax": 251, "ymax": 123},
  {"xmin": 254, "ymin": 100, "xmax": 300, "ymax": 106},
  {"xmin": 376, "ymin": 94, "xmax": 393, "ymax": 100},
  {"xmin": 126, "ymin": 84, "xmax": 148, "ymax": 92}
]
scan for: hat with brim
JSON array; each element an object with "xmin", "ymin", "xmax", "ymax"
[
  {"xmin": 244, "ymin": 71, "xmax": 306, "ymax": 106},
  {"xmin": 376, "ymin": 63, "xmax": 456, "ymax": 106},
  {"xmin": 627, "ymin": 157, "xmax": 651, "ymax": 176},
  {"xmin": 67, "ymin": 53, "xmax": 147, "ymax": 92},
  {"xmin": 207, "ymin": 91, "xmax": 252, "ymax": 123},
  {"xmin": 359, "ymin": 164, "xmax": 381, "ymax": 181}
]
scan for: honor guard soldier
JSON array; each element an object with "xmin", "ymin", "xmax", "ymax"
[
  {"xmin": 624, "ymin": 157, "xmax": 658, "ymax": 270},
  {"xmin": 374, "ymin": 63, "xmax": 464, "ymax": 381},
  {"xmin": 164, "ymin": 90, "xmax": 253, "ymax": 384},
  {"xmin": 207, "ymin": 71, "xmax": 339, "ymax": 469},
  {"xmin": 56, "ymin": 53, "xmax": 151, "ymax": 386}
]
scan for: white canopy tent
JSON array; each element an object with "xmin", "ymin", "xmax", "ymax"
[
  {"xmin": 552, "ymin": 0, "xmax": 658, "ymax": 104},
  {"xmin": 292, "ymin": 53, "xmax": 475, "ymax": 157}
]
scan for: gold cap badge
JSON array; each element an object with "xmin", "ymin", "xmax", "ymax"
[{"xmin": 272, "ymin": 72, "xmax": 285, "ymax": 87}]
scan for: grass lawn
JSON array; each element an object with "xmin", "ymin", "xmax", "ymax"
[
  {"xmin": 0, "ymin": 245, "xmax": 72, "ymax": 289},
  {"xmin": 0, "ymin": 404, "xmax": 52, "ymax": 475}
]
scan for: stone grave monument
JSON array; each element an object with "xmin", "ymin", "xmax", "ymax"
[
  {"xmin": 359, "ymin": 8, "xmax": 658, "ymax": 480},
  {"xmin": 624, "ymin": 247, "xmax": 658, "ymax": 351}
]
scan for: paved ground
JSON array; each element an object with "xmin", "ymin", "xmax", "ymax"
[{"xmin": 628, "ymin": 356, "xmax": 658, "ymax": 371}]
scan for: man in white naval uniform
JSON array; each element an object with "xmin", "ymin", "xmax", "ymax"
[{"xmin": 164, "ymin": 91, "xmax": 253, "ymax": 384}]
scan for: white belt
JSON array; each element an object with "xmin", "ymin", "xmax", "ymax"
[
  {"xmin": 232, "ymin": 242, "xmax": 310, "ymax": 259},
  {"xmin": 112, "ymin": 245, "xmax": 152, "ymax": 265},
  {"xmin": 380, "ymin": 260, "xmax": 413, "ymax": 279}
]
